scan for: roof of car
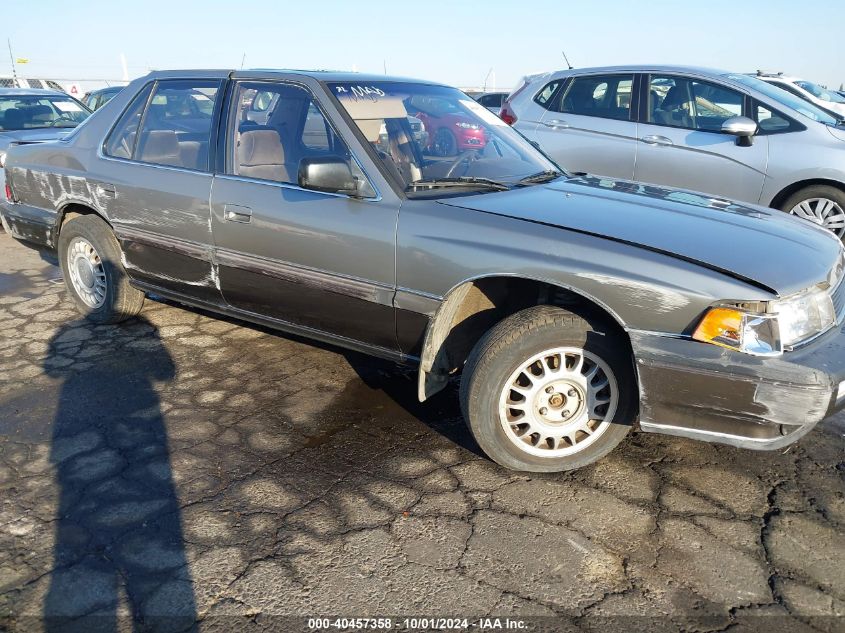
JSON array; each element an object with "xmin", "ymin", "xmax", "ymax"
[
  {"xmin": 0, "ymin": 87, "xmax": 70, "ymax": 97},
  {"xmin": 541, "ymin": 64, "xmax": 734, "ymax": 77},
  {"xmin": 88, "ymin": 85, "xmax": 125, "ymax": 94},
  {"xmin": 144, "ymin": 68, "xmax": 448, "ymax": 86}
]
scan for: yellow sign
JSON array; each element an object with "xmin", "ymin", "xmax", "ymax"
[{"xmin": 15, "ymin": 58, "xmax": 29, "ymax": 64}]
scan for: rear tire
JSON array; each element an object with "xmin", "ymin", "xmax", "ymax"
[
  {"xmin": 779, "ymin": 185, "xmax": 845, "ymax": 240},
  {"xmin": 58, "ymin": 214, "xmax": 145, "ymax": 323},
  {"xmin": 460, "ymin": 306, "xmax": 637, "ymax": 472}
]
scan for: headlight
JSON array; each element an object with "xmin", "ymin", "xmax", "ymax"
[
  {"xmin": 455, "ymin": 122, "xmax": 480, "ymax": 129},
  {"xmin": 693, "ymin": 283, "xmax": 838, "ymax": 356},
  {"xmin": 772, "ymin": 285, "xmax": 835, "ymax": 347}
]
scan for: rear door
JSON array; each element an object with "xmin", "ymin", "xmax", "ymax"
[
  {"xmin": 532, "ymin": 73, "xmax": 638, "ymax": 179},
  {"xmin": 101, "ymin": 77, "xmax": 225, "ymax": 302},
  {"xmin": 209, "ymin": 79, "xmax": 400, "ymax": 352},
  {"xmin": 634, "ymin": 74, "xmax": 768, "ymax": 203}
]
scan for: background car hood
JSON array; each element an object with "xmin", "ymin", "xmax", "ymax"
[
  {"xmin": 0, "ymin": 129, "xmax": 71, "ymax": 149},
  {"xmin": 437, "ymin": 175, "xmax": 841, "ymax": 296}
]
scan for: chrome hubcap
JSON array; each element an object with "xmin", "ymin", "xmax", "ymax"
[
  {"xmin": 498, "ymin": 347, "xmax": 618, "ymax": 458},
  {"xmin": 67, "ymin": 238, "xmax": 107, "ymax": 308},
  {"xmin": 790, "ymin": 198, "xmax": 845, "ymax": 237}
]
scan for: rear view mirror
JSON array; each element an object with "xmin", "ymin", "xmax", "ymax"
[
  {"xmin": 721, "ymin": 116, "xmax": 758, "ymax": 146},
  {"xmin": 298, "ymin": 156, "xmax": 358, "ymax": 196}
]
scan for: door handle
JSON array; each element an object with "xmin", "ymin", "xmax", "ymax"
[
  {"xmin": 641, "ymin": 135, "xmax": 673, "ymax": 146},
  {"xmin": 542, "ymin": 119, "xmax": 570, "ymax": 129},
  {"xmin": 223, "ymin": 204, "xmax": 252, "ymax": 223}
]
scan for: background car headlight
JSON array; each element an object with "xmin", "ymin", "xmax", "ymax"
[
  {"xmin": 455, "ymin": 122, "xmax": 480, "ymax": 129},
  {"xmin": 0, "ymin": 151, "xmax": 5, "ymax": 168},
  {"xmin": 693, "ymin": 307, "xmax": 781, "ymax": 356},
  {"xmin": 772, "ymin": 286, "xmax": 835, "ymax": 347}
]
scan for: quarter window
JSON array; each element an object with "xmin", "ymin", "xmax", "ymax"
[
  {"xmin": 534, "ymin": 81, "xmax": 562, "ymax": 108},
  {"xmin": 133, "ymin": 80, "xmax": 220, "ymax": 171},
  {"xmin": 648, "ymin": 76, "xmax": 743, "ymax": 132},
  {"xmin": 104, "ymin": 83, "xmax": 153, "ymax": 159},
  {"xmin": 754, "ymin": 102, "xmax": 795, "ymax": 134},
  {"xmin": 556, "ymin": 75, "xmax": 633, "ymax": 121}
]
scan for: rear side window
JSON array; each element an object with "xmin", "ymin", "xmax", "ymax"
[
  {"xmin": 104, "ymin": 83, "xmax": 153, "ymax": 159},
  {"xmin": 556, "ymin": 75, "xmax": 633, "ymax": 120},
  {"xmin": 133, "ymin": 80, "xmax": 221, "ymax": 171},
  {"xmin": 534, "ymin": 81, "xmax": 562, "ymax": 108}
]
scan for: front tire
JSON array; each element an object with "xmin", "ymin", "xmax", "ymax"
[
  {"xmin": 780, "ymin": 185, "xmax": 845, "ymax": 240},
  {"xmin": 58, "ymin": 214, "xmax": 145, "ymax": 323},
  {"xmin": 460, "ymin": 306, "xmax": 637, "ymax": 472}
]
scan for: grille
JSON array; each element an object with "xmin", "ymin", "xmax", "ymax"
[{"xmin": 833, "ymin": 278, "xmax": 845, "ymax": 320}]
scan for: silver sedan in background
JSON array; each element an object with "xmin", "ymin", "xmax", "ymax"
[{"xmin": 503, "ymin": 65, "xmax": 845, "ymax": 239}]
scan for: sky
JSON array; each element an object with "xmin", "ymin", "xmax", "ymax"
[{"xmin": 2, "ymin": 0, "xmax": 843, "ymax": 90}]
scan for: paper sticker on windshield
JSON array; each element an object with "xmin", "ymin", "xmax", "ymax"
[
  {"xmin": 459, "ymin": 99, "xmax": 507, "ymax": 126},
  {"xmin": 54, "ymin": 101, "xmax": 83, "ymax": 112}
]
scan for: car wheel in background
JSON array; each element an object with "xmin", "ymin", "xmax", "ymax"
[
  {"xmin": 460, "ymin": 305, "xmax": 637, "ymax": 472},
  {"xmin": 432, "ymin": 128, "xmax": 458, "ymax": 157},
  {"xmin": 781, "ymin": 185, "xmax": 845, "ymax": 240},
  {"xmin": 58, "ymin": 214, "xmax": 145, "ymax": 323}
]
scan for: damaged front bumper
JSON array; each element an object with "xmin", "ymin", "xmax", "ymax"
[{"xmin": 632, "ymin": 321, "xmax": 845, "ymax": 450}]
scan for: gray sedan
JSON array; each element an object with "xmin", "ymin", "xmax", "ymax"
[
  {"xmin": 2, "ymin": 70, "xmax": 844, "ymax": 472},
  {"xmin": 505, "ymin": 65, "xmax": 845, "ymax": 239}
]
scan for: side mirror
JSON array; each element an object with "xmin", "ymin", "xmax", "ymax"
[
  {"xmin": 721, "ymin": 116, "xmax": 758, "ymax": 146},
  {"xmin": 298, "ymin": 156, "xmax": 358, "ymax": 196}
]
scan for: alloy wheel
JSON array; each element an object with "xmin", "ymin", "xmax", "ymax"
[
  {"xmin": 789, "ymin": 198, "xmax": 845, "ymax": 237},
  {"xmin": 498, "ymin": 347, "xmax": 618, "ymax": 458}
]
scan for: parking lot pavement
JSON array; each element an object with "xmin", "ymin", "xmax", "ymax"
[{"xmin": 0, "ymin": 231, "xmax": 843, "ymax": 633}]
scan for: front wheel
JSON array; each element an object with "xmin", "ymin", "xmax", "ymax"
[
  {"xmin": 58, "ymin": 214, "xmax": 145, "ymax": 323},
  {"xmin": 460, "ymin": 306, "xmax": 637, "ymax": 472},
  {"xmin": 780, "ymin": 185, "xmax": 845, "ymax": 240}
]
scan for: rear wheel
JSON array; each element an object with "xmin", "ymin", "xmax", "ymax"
[
  {"xmin": 432, "ymin": 128, "xmax": 458, "ymax": 157},
  {"xmin": 780, "ymin": 185, "xmax": 845, "ymax": 240},
  {"xmin": 460, "ymin": 306, "xmax": 637, "ymax": 472},
  {"xmin": 58, "ymin": 214, "xmax": 145, "ymax": 323}
]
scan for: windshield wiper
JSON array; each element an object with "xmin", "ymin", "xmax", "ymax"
[
  {"xmin": 406, "ymin": 177, "xmax": 511, "ymax": 192},
  {"xmin": 518, "ymin": 170, "xmax": 565, "ymax": 185}
]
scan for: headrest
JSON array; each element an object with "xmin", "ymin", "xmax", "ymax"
[
  {"xmin": 139, "ymin": 130, "xmax": 181, "ymax": 163},
  {"xmin": 238, "ymin": 129, "xmax": 285, "ymax": 166}
]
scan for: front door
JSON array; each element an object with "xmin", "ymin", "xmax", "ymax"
[
  {"xmin": 102, "ymin": 78, "xmax": 224, "ymax": 302},
  {"xmin": 209, "ymin": 80, "xmax": 399, "ymax": 352},
  {"xmin": 634, "ymin": 75, "xmax": 768, "ymax": 204}
]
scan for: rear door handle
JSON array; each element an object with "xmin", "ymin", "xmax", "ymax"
[
  {"xmin": 223, "ymin": 204, "xmax": 252, "ymax": 223},
  {"xmin": 641, "ymin": 135, "xmax": 673, "ymax": 146},
  {"xmin": 542, "ymin": 119, "xmax": 570, "ymax": 129}
]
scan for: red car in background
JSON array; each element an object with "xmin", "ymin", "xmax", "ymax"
[{"xmin": 409, "ymin": 98, "xmax": 487, "ymax": 156}]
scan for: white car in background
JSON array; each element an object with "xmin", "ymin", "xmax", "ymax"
[
  {"xmin": 754, "ymin": 72, "xmax": 845, "ymax": 118},
  {"xmin": 501, "ymin": 65, "xmax": 845, "ymax": 239}
]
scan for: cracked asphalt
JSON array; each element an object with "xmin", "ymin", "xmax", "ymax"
[{"xmin": 0, "ymin": 231, "xmax": 843, "ymax": 633}]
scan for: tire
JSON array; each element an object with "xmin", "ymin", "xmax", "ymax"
[
  {"xmin": 433, "ymin": 128, "xmax": 458, "ymax": 157},
  {"xmin": 460, "ymin": 305, "xmax": 637, "ymax": 472},
  {"xmin": 58, "ymin": 214, "xmax": 145, "ymax": 323},
  {"xmin": 779, "ymin": 185, "xmax": 845, "ymax": 240}
]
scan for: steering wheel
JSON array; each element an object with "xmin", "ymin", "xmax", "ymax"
[
  {"xmin": 444, "ymin": 150, "xmax": 480, "ymax": 178},
  {"xmin": 47, "ymin": 114, "xmax": 75, "ymax": 127}
]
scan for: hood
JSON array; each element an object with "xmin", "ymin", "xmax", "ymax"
[
  {"xmin": 437, "ymin": 175, "xmax": 842, "ymax": 297},
  {"xmin": 0, "ymin": 128, "xmax": 72, "ymax": 149}
]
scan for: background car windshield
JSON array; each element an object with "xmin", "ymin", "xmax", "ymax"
[
  {"xmin": 795, "ymin": 80, "xmax": 845, "ymax": 104},
  {"xmin": 0, "ymin": 95, "xmax": 90, "ymax": 130},
  {"xmin": 328, "ymin": 82, "xmax": 556, "ymax": 190},
  {"xmin": 727, "ymin": 74, "xmax": 840, "ymax": 124}
]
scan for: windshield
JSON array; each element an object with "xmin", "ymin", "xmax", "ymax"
[
  {"xmin": 328, "ymin": 81, "xmax": 558, "ymax": 194},
  {"xmin": 795, "ymin": 80, "xmax": 845, "ymax": 104},
  {"xmin": 727, "ymin": 74, "xmax": 840, "ymax": 125},
  {"xmin": 0, "ymin": 95, "xmax": 91, "ymax": 131}
]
